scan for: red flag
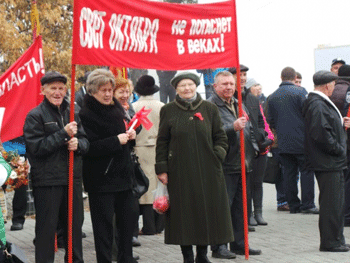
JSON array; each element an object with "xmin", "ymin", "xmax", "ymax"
[
  {"xmin": 72, "ymin": 0, "xmax": 238, "ymax": 70},
  {"xmin": 129, "ymin": 106, "xmax": 153, "ymax": 131},
  {"xmin": 0, "ymin": 36, "xmax": 44, "ymax": 142}
]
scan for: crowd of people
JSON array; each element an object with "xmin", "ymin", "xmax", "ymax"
[{"xmin": 2, "ymin": 58, "xmax": 350, "ymax": 262}]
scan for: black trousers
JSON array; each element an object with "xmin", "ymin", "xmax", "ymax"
[
  {"xmin": 159, "ymin": 83, "xmax": 176, "ymax": 104},
  {"xmin": 89, "ymin": 190, "xmax": 138, "ymax": 263},
  {"xmin": 12, "ymin": 185, "xmax": 27, "ymax": 225},
  {"xmin": 315, "ymin": 170, "xmax": 346, "ymax": 249},
  {"xmin": 33, "ymin": 183, "xmax": 84, "ymax": 263},
  {"xmin": 139, "ymin": 204, "xmax": 165, "ymax": 235},
  {"xmin": 279, "ymin": 153, "xmax": 315, "ymax": 212},
  {"xmin": 212, "ymin": 172, "xmax": 248, "ymax": 251},
  {"xmin": 250, "ymin": 155, "xmax": 267, "ymax": 213},
  {"xmin": 344, "ymin": 151, "xmax": 350, "ymax": 225}
]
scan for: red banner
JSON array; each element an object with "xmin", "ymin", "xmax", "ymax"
[
  {"xmin": 0, "ymin": 36, "xmax": 44, "ymax": 142},
  {"xmin": 72, "ymin": 0, "xmax": 238, "ymax": 70}
]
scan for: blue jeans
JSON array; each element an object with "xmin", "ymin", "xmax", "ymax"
[
  {"xmin": 270, "ymin": 148, "xmax": 287, "ymax": 206},
  {"xmin": 279, "ymin": 153, "xmax": 316, "ymax": 212}
]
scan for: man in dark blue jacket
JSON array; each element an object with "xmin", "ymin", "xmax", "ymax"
[
  {"xmin": 267, "ymin": 67, "xmax": 317, "ymax": 214},
  {"xmin": 303, "ymin": 70, "xmax": 350, "ymax": 252}
]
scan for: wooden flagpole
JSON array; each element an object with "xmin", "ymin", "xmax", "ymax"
[{"xmin": 232, "ymin": 0, "xmax": 249, "ymax": 260}]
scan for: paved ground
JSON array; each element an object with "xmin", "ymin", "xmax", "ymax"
[{"xmin": 5, "ymin": 183, "xmax": 350, "ymax": 263}]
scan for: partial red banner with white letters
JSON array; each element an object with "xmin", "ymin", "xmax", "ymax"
[
  {"xmin": 72, "ymin": 0, "xmax": 238, "ymax": 70},
  {"xmin": 0, "ymin": 36, "xmax": 44, "ymax": 142}
]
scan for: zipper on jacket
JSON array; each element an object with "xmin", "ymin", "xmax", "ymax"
[{"xmin": 104, "ymin": 158, "xmax": 114, "ymax": 175}]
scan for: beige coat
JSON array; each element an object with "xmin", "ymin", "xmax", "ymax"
[{"xmin": 133, "ymin": 96, "xmax": 164, "ymax": 204}]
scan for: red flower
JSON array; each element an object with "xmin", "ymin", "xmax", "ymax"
[{"xmin": 194, "ymin": 112, "xmax": 204, "ymax": 121}]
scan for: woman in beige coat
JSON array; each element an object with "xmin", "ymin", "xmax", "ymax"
[{"xmin": 132, "ymin": 75, "xmax": 165, "ymax": 235}]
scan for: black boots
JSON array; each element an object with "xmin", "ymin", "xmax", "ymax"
[
  {"xmin": 181, "ymin": 245, "xmax": 212, "ymax": 263},
  {"xmin": 254, "ymin": 211, "xmax": 268, "ymax": 225},
  {"xmin": 195, "ymin": 246, "xmax": 211, "ymax": 263},
  {"xmin": 181, "ymin": 245, "xmax": 194, "ymax": 263},
  {"xmin": 253, "ymin": 184, "xmax": 268, "ymax": 226}
]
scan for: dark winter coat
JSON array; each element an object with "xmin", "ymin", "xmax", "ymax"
[
  {"xmin": 207, "ymin": 93, "xmax": 258, "ymax": 174},
  {"xmin": 330, "ymin": 79, "xmax": 350, "ymax": 150},
  {"xmin": 302, "ymin": 92, "xmax": 347, "ymax": 171},
  {"xmin": 24, "ymin": 98, "xmax": 89, "ymax": 187},
  {"xmin": 330, "ymin": 79, "xmax": 350, "ymax": 116},
  {"xmin": 241, "ymin": 88, "xmax": 266, "ymax": 151},
  {"xmin": 75, "ymin": 86, "xmax": 87, "ymax": 109},
  {"xmin": 155, "ymin": 93, "xmax": 234, "ymax": 246},
  {"xmin": 79, "ymin": 95, "xmax": 134, "ymax": 193},
  {"xmin": 267, "ymin": 81, "xmax": 308, "ymax": 154}
]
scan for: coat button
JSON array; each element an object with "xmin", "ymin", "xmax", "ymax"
[{"xmin": 189, "ymin": 117, "xmax": 193, "ymax": 120}]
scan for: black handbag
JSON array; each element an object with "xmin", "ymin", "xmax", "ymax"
[
  {"xmin": 131, "ymin": 151, "xmax": 149, "ymax": 199},
  {"xmin": 263, "ymin": 152, "xmax": 280, "ymax": 184},
  {"xmin": 0, "ymin": 241, "xmax": 27, "ymax": 263}
]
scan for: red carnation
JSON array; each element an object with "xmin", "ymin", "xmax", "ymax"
[{"xmin": 194, "ymin": 112, "xmax": 204, "ymax": 121}]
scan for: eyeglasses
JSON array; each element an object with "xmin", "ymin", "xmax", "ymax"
[{"xmin": 177, "ymin": 83, "xmax": 196, "ymax": 89}]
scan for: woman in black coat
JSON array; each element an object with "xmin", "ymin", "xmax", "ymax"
[{"xmin": 79, "ymin": 69, "xmax": 138, "ymax": 263}]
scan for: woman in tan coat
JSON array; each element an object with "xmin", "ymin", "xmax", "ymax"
[{"xmin": 132, "ymin": 75, "xmax": 165, "ymax": 235}]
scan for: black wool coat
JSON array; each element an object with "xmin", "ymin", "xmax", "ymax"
[
  {"xmin": 155, "ymin": 94, "xmax": 234, "ymax": 246},
  {"xmin": 79, "ymin": 95, "xmax": 134, "ymax": 193}
]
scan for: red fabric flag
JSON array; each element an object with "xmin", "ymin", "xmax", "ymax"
[
  {"xmin": 0, "ymin": 36, "xmax": 44, "ymax": 142},
  {"xmin": 72, "ymin": 0, "xmax": 238, "ymax": 70},
  {"xmin": 129, "ymin": 106, "xmax": 153, "ymax": 131}
]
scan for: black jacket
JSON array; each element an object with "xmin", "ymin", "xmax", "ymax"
[
  {"xmin": 75, "ymin": 86, "xmax": 87, "ymax": 109},
  {"xmin": 241, "ymin": 88, "xmax": 266, "ymax": 150},
  {"xmin": 24, "ymin": 98, "xmax": 89, "ymax": 187},
  {"xmin": 208, "ymin": 93, "xmax": 258, "ymax": 174},
  {"xmin": 302, "ymin": 92, "xmax": 347, "ymax": 171},
  {"xmin": 79, "ymin": 94, "xmax": 134, "ymax": 193}
]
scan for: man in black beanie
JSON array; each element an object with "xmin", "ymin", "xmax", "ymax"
[{"xmin": 303, "ymin": 70, "xmax": 350, "ymax": 252}]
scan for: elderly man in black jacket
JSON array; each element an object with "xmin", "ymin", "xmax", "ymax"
[
  {"xmin": 208, "ymin": 71, "xmax": 261, "ymax": 259},
  {"xmin": 23, "ymin": 71, "xmax": 89, "ymax": 263},
  {"xmin": 303, "ymin": 70, "xmax": 350, "ymax": 252}
]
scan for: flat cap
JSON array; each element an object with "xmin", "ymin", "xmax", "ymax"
[
  {"xmin": 170, "ymin": 72, "xmax": 200, "ymax": 88},
  {"xmin": 228, "ymin": 64, "xmax": 249, "ymax": 75},
  {"xmin": 313, "ymin": 70, "xmax": 338, "ymax": 85},
  {"xmin": 331, "ymin": 58, "xmax": 345, "ymax": 66},
  {"xmin": 41, "ymin": 71, "xmax": 67, "ymax": 86}
]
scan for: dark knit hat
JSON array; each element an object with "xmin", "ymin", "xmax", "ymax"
[
  {"xmin": 170, "ymin": 72, "xmax": 200, "ymax": 88},
  {"xmin": 331, "ymin": 58, "xmax": 345, "ymax": 66},
  {"xmin": 134, "ymin": 75, "xmax": 159, "ymax": 96},
  {"xmin": 338, "ymin": 65, "xmax": 350, "ymax": 79},
  {"xmin": 245, "ymin": 78, "xmax": 259, "ymax": 90},
  {"xmin": 228, "ymin": 65, "xmax": 249, "ymax": 75},
  {"xmin": 41, "ymin": 71, "xmax": 67, "ymax": 86},
  {"xmin": 313, "ymin": 70, "xmax": 338, "ymax": 85},
  {"xmin": 77, "ymin": 71, "xmax": 92, "ymax": 84}
]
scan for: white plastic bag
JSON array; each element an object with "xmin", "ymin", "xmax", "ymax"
[{"xmin": 153, "ymin": 181, "xmax": 170, "ymax": 214}]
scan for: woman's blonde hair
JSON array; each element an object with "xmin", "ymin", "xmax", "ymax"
[{"xmin": 115, "ymin": 77, "xmax": 133, "ymax": 93}]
